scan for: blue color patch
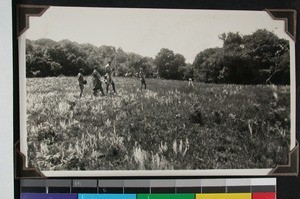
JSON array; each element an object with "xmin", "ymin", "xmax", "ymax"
[{"xmin": 78, "ymin": 194, "xmax": 136, "ymax": 199}]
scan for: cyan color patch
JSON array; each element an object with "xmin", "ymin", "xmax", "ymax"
[{"xmin": 78, "ymin": 194, "xmax": 136, "ymax": 199}]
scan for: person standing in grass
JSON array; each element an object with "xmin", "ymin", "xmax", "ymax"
[
  {"xmin": 92, "ymin": 66, "xmax": 105, "ymax": 96},
  {"xmin": 139, "ymin": 68, "xmax": 146, "ymax": 90},
  {"xmin": 105, "ymin": 61, "xmax": 117, "ymax": 94},
  {"xmin": 188, "ymin": 77, "xmax": 194, "ymax": 87},
  {"xmin": 77, "ymin": 68, "xmax": 86, "ymax": 98}
]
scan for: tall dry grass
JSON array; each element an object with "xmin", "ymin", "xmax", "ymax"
[{"xmin": 26, "ymin": 76, "xmax": 290, "ymax": 170}]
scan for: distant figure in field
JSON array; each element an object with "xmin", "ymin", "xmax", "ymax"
[
  {"xmin": 188, "ymin": 78, "xmax": 194, "ymax": 87},
  {"xmin": 92, "ymin": 66, "xmax": 105, "ymax": 96},
  {"xmin": 105, "ymin": 61, "xmax": 117, "ymax": 94},
  {"xmin": 77, "ymin": 68, "xmax": 87, "ymax": 98},
  {"xmin": 139, "ymin": 69, "xmax": 146, "ymax": 90}
]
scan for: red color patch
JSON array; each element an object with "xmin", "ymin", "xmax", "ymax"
[{"xmin": 252, "ymin": 192, "xmax": 276, "ymax": 199}]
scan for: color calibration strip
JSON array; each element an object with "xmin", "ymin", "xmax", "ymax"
[{"xmin": 20, "ymin": 178, "xmax": 276, "ymax": 199}]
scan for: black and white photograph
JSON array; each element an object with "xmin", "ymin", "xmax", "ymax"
[{"xmin": 19, "ymin": 6, "xmax": 296, "ymax": 176}]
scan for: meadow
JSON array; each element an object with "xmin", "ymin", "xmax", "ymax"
[{"xmin": 26, "ymin": 76, "xmax": 291, "ymax": 171}]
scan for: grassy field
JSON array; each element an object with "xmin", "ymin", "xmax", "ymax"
[{"xmin": 26, "ymin": 76, "xmax": 290, "ymax": 171}]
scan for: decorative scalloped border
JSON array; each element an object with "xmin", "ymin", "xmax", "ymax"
[
  {"xmin": 15, "ymin": 4, "xmax": 49, "ymax": 179},
  {"xmin": 265, "ymin": 9, "xmax": 297, "ymax": 41},
  {"xmin": 14, "ymin": 141, "xmax": 46, "ymax": 179},
  {"xmin": 17, "ymin": 5, "xmax": 49, "ymax": 37},
  {"xmin": 268, "ymin": 142, "xmax": 299, "ymax": 176},
  {"xmin": 265, "ymin": 9, "xmax": 298, "ymax": 176}
]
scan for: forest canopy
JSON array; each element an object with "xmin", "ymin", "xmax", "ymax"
[{"xmin": 26, "ymin": 29, "xmax": 290, "ymax": 85}]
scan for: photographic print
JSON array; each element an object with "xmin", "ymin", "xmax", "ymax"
[{"xmin": 18, "ymin": 6, "xmax": 296, "ymax": 176}]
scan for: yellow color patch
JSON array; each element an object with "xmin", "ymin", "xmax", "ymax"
[{"xmin": 196, "ymin": 193, "xmax": 251, "ymax": 199}]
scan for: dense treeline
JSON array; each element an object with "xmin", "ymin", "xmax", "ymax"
[
  {"xmin": 26, "ymin": 29, "xmax": 290, "ymax": 84},
  {"xmin": 193, "ymin": 30, "xmax": 290, "ymax": 84},
  {"xmin": 26, "ymin": 39, "xmax": 156, "ymax": 78}
]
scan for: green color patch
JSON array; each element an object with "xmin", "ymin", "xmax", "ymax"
[{"xmin": 137, "ymin": 194, "xmax": 195, "ymax": 199}]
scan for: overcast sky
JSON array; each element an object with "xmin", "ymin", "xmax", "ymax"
[{"xmin": 26, "ymin": 7, "xmax": 290, "ymax": 63}]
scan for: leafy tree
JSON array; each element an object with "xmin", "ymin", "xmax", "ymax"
[
  {"xmin": 179, "ymin": 63, "xmax": 195, "ymax": 80},
  {"xmin": 100, "ymin": 45, "xmax": 116, "ymax": 64},
  {"xmin": 155, "ymin": 48, "xmax": 186, "ymax": 79},
  {"xmin": 219, "ymin": 32, "xmax": 243, "ymax": 48},
  {"xmin": 122, "ymin": 53, "xmax": 142, "ymax": 77},
  {"xmin": 27, "ymin": 38, "xmax": 158, "ymax": 78},
  {"xmin": 33, "ymin": 38, "xmax": 57, "ymax": 48},
  {"xmin": 218, "ymin": 32, "xmax": 254, "ymax": 84},
  {"xmin": 140, "ymin": 57, "xmax": 156, "ymax": 77},
  {"xmin": 193, "ymin": 48, "xmax": 222, "ymax": 82},
  {"xmin": 49, "ymin": 62, "xmax": 62, "ymax": 76},
  {"xmin": 243, "ymin": 29, "xmax": 290, "ymax": 84},
  {"xmin": 26, "ymin": 44, "xmax": 51, "ymax": 77},
  {"xmin": 114, "ymin": 47, "xmax": 128, "ymax": 76},
  {"xmin": 193, "ymin": 30, "xmax": 290, "ymax": 85},
  {"xmin": 26, "ymin": 29, "xmax": 289, "ymax": 85}
]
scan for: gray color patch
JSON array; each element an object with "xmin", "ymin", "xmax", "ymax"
[
  {"xmin": 201, "ymin": 179, "xmax": 226, "ymax": 187},
  {"xmin": 21, "ymin": 179, "xmax": 47, "ymax": 187},
  {"xmin": 150, "ymin": 179, "xmax": 175, "ymax": 187},
  {"xmin": 98, "ymin": 180, "xmax": 124, "ymax": 187},
  {"xmin": 226, "ymin": 179, "xmax": 251, "ymax": 186},
  {"xmin": 73, "ymin": 180, "xmax": 97, "ymax": 187},
  {"xmin": 227, "ymin": 186, "xmax": 251, "ymax": 193},
  {"xmin": 252, "ymin": 186, "xmax": 276, "ymax": 192},
  {"xmin": 176, "ymin": 179, "xmax": 202, "ymax": 187},
  {"xmin": 124, "ymin": 180, "xmax": 150, "ymax": 187},
  {"xmin": 47, "ymin": 180, "xmax": 72, "ymax": 187}
]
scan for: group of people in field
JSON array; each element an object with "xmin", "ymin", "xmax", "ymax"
[{"xmin": 77, "ymin": 61, "xmax": 147, "ymax": 98}]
